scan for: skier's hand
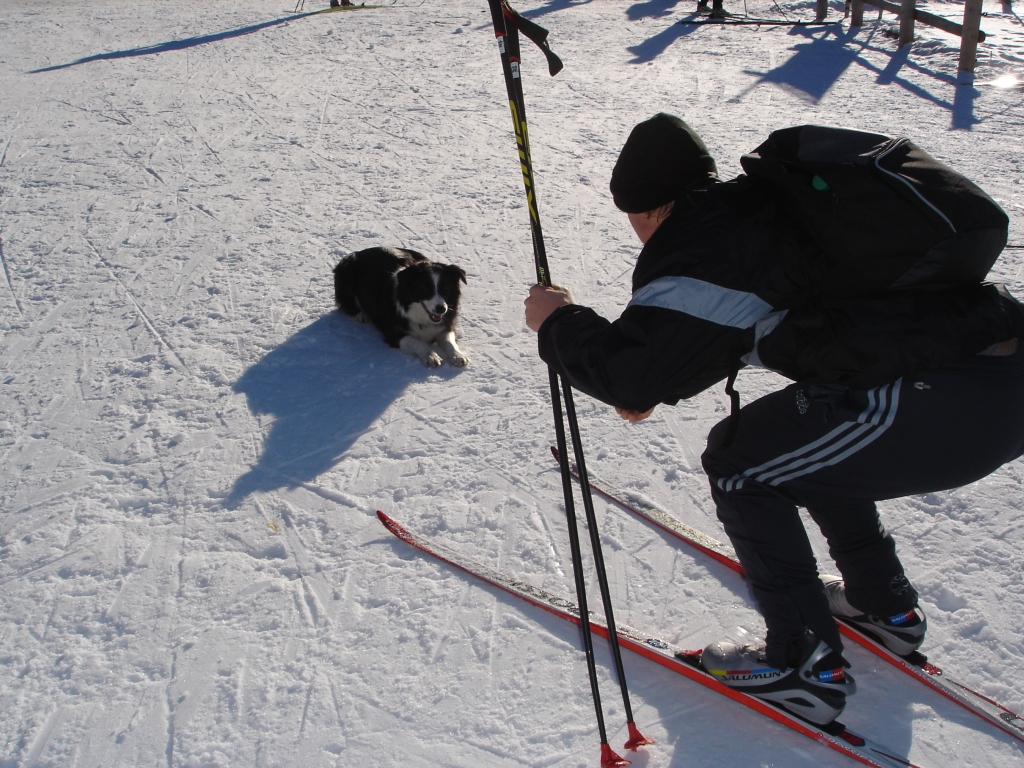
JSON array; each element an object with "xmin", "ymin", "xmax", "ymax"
[
  {"xmin": 524, "ymin": 284, "xmax": 574, "ymax": 332},
  {"xmin": 615, "ymin": 406, "xmax": 655, "ymax": 423}
]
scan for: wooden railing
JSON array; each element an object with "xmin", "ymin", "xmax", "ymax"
[{"xmin": 847, "ymin": 0, "xmax": 986, "ymax": 81}]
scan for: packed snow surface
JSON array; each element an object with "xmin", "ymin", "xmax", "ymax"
[{"xmin": 1, "ymin": 0, "xmax": 1023, "ymax": 766}]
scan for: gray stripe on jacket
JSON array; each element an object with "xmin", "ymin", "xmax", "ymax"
[{"xmin": 627, "ymin": 276, "xmax": 773, "ymax": 329}]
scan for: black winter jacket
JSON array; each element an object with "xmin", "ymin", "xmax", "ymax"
[{"xmin": 538, "ymin": 177, "xmax": 1024, "ymax": 413}]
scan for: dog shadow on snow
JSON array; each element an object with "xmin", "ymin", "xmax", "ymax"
[{"xmin": 226, "ymin": 312, "xmax": 458, "ymax": 506}]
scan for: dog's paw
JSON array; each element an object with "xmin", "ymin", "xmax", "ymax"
[
  {"xmin": 439, "ymin": 339, "xmax": 469, "ymax": 368},
  {"xmin": 423, "ymin": 352, "xmax": 443, "ymax": 368}
]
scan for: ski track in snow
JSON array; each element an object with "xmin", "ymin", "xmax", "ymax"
[{"xmin": 0, "ymin": 0, "xmax": 1022, "ymax": 766}]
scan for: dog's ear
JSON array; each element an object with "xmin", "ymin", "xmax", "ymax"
[{"xmin": 446, "ymin": 265, "xmax": 467, "ymax": 285}]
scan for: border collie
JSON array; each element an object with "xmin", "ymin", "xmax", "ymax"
[{"xmin": 333, "ymin": 247, "xmax": 469, "ymax": 368}]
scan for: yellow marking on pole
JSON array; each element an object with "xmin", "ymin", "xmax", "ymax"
[{"xmin": 507, "ymin": 102, "xmax": 541, "ymax": 261}]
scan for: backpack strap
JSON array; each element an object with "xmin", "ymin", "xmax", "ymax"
[{"xmin": 720, "ymin": 358, "xmax": 742, "ymax": 448}]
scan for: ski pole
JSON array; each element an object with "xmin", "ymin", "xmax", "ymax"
[
  {"xmin": 483, "ymin": 2, "xmax": 651, "ymax": 763},
  {"xmin": 482, "ymin": 7, "xmax": 615, "ymax": 762},
  {"xmin": 561, "ymin": 377, "xmax": 653, "ymax": 752},
  {"xmin": 486, "ymin": 1, "xmax": 648, "ymax": 751}
]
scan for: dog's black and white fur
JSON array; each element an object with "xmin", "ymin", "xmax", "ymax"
[{"xmin": 333, "ymin": 247, "xmax": 469, "ymax": 368}]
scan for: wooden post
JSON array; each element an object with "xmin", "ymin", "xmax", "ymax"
[
  {"xmin": 816, "ymin": 0, "xmax": 829, "ymax": 19},
  {"xmin": 899, "ymin": 0, "xmax": 916, "ymax": 46},
  {"xmin": 851, "ymin": 0, "xmax": 865, "ymax": 25},
  {"xmin": 959, "ymin": 0, "xmax": 984, "ymax": 82},
  {"xmin": 861, "ymin": 0, "xmax": 987, "ymax": 40}
]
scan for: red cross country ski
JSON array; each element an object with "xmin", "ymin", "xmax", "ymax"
[{"xmin": 377, "ymin": 510, "xmax": 925, "ymax": 768}]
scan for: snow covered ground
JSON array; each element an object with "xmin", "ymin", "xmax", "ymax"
[{"xmin": 1, "ymin": 0, "xmax": 1023, "ymax": 765}]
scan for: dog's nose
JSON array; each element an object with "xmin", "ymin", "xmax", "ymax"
[{"xmin": 433, "ymin": 303, "xmax": 447, "ymax": 316}]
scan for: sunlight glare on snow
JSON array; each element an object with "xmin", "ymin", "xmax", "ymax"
[{"xmin": 986, "ymin": 73, "xmax": 1021, "ymax": 88}]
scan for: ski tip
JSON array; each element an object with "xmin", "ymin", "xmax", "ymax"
[
  {"xmin": 376, "ymin": 511, "xmax": 418, "ymax": 548},
  {"xmin": 377, "ymin": 510, "xmax": 400, "ymax": 535},
  {"xmin": 624, "ymin": 721, "xmax": 655, "ymax": 750},
  {"xmin": 549, "ymin": 444, "xmax": 559, "ymax": 460},
  {"xmin": 600, "ymin": 743, "xmax": 631, "ymax": 767}
]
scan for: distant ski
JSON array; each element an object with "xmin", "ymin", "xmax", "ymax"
[
  {"xmin": 377, "ymin": 509, "xmax": 924, "ymax": 768},
  {"xmin": 297, "ymin": 0, "xmax": 424, "ymax": 13},
  {"xmin": 302, "ymin": 3, "xmax": 386, "ymax": 12},
  {"xmin": 678, "ymin": 14, "xmax": 841, "ymax": 25},
  {"xmin": 550, "ymin": 446, "xmax": 1024, "ymax": 745}
]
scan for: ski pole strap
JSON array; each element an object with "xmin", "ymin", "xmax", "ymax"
[{"xmin": 501, "ymin": 3, "xmax": 564, "ymax": 76}]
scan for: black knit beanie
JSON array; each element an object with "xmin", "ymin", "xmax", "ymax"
[{"xmin": 609, "ymin": 113, "xmax": 718, "ymax": 213}]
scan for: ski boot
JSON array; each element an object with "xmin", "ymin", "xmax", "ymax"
[
  {"xmin": 822, "ymin": 575, "xmax": 927, "ymax": 657},
  {"xmin": 701, "ymin": 632, "xmax": 855, "ymax": 725}
]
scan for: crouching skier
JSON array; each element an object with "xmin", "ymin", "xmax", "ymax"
[{"xmin": 523, "ymin": 113, "xmax": 1024, "ymax": 726}]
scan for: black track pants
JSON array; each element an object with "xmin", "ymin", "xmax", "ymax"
[{"xmin": 701, "ymin": 349, "xmax": 1024, "ymax": 668}]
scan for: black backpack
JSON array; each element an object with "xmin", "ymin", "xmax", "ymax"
[{"xmin": 740, "ymin": 125, "xmax": 1009, "ymax": 294}]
